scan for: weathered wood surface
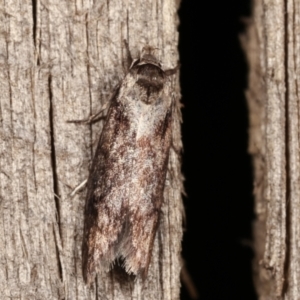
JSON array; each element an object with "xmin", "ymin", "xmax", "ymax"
[
  {"xmin": 244, "ymin": 0, "xmax": 300, "ymax": 298},
  {"xmin": 0, "ymin": 1, "xmax": 183, "ymax": 299}
]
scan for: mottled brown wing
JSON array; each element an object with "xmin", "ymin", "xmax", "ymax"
[
  {"xmin": 82, "ymin": 83, "xmax": 173, "ymax": 284},
  {"xmin": 82, "ymin": 94, "xmax": 133, "ymax": 284},
  {"xmin": 122, "ymin": 104, "xmax": 173, "ymax": 279}
]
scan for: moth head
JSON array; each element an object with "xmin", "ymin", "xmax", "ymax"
[{"xmin": 139, "ymin": 46, "xmax": 161, "ymax": 68}]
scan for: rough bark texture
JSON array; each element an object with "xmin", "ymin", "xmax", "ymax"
[
  {"xmin": 243, "ymin": 0, "xmax": 300, "ymax": 298},
  {"xmin": 0, "ymin": 1, "xmax": 183, "ymax": 299}
]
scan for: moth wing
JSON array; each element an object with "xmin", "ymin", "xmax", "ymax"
[
  {"xmin": 82, "ymin": 93, "xmax": 134, "ymax": 284},
  {"xmin": 120, "ymin": 96, "xmax": 173, "ymax": 278}
]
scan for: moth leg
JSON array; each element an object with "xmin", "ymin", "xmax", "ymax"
[
  {"xmin": 164, "ymin": 63, "xmax": 180, "ymax": 77},
  {"xmin": 70, "ymin": 179, "xmax": 88, "ymax": 196},
  {"xmin": 67, "ymin": 86, "xmax": 120, "ymax": 124},
  {"xmin": 67, "ymin": 102, "xmax": 109, "ymax": 124}
]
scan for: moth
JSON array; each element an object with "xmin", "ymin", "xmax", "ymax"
[{"xmin": 82, "ymin": 41, "xmax": 178, "ymax": 284}]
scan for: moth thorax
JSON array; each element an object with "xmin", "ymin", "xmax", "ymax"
[
  {"xmin": 136, "ymin": 64, "xmax": 165, "ymax": 90},
  {"xmin": 140, "ymin": 54, "xmax": 159, "ymax": 65}
]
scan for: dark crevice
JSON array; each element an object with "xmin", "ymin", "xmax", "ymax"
[
  {"xmin": 32, "ymin": 0, "xmax": 40, "ymax": 66},
  {"xmin": 158, "ymin": 229, "xmax": 164, "ymax": 298},
  {"xmin": 53, "ymin": 225, "xmax": 63, "ymax": 281},
  {"xmin": 49, "ymin": 75, "xmax": 63, "ymax": 280},
  {"xmin": 283, "ymin": 0, "xmax": 290, "ymax": 295},
  {"xmin": 32, "ymin": 0, "xmax": 37, "ymax": 46}
]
